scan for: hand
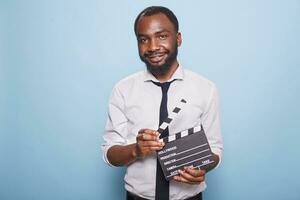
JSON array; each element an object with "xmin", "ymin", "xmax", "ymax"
[
  {"xmin": 135, "ymin": 129, "xmax": 165, "ymax": 159},
  {"xmin": 173, "ymin": 166, "xmax": 205, "ymax": 185}
]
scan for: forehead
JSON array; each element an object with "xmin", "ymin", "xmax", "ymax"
[{"xmin": 136, "ymin": 13, "xmax": 176, "ymax": 35}]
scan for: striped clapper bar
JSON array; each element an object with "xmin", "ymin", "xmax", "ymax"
[
  {"xmin": 156, "ymin": 99, "xmax": 215, "ymax": 181},
  {"xmin": 157, "ymin": 99, "xmax": 187, "ymax": 135}
]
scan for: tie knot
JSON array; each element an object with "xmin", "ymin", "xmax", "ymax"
[{"xmin": 152, "ymin": 80, "xmax": 174, "ymax": 94}]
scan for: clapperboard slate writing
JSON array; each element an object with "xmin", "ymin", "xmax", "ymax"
[{"xmin": 156, "ymin": 99, "xmax": 215, "ymax": 181}]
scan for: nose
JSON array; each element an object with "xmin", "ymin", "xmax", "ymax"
[{"xmin": 148, "ymin": 38, "xmax": 159, "ymax": 52}]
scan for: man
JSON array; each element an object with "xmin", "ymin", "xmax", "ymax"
[{"xmin": 102, "ymin": 6, "xmax": 223, "ymax": 200}]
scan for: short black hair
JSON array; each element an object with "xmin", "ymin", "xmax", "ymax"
[{"xmin": 134, "ymin": 6, "xmax": 179, "ymax": 35}]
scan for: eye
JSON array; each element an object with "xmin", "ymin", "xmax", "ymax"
[
  {"xmin": 159, "ymin": 34, "xmax": 168, "ymax": 40},
  {"xmin": 138, "ymin": 37, "xmax": 148, "ymax": 44}
]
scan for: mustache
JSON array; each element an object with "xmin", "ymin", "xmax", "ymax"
[{"xmin": 144, "ymin": 51, "xmax": 168, "ymax": 57}]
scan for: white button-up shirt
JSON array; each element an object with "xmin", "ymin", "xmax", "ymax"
[{"xmin": 102, "ymin": 65, "xmax": 223, "ymax": 200}]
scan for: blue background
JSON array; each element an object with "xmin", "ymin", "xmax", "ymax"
[{"xmin": 1, "ymin": 0, "xmax": 300, "ymax": 199}]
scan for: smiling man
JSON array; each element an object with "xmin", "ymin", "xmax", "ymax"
[
  {"xmin": 102, "ymin": 6, "xmax": 223, "ymax": 200},
  {"xmin": 136, "ymin": 12, "xmax": 180, "ymax": 80}
]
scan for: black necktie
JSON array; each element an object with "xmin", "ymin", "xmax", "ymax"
[{"xmin": 152, "ymin": 81, "xmax": 174, "ymax": 200}]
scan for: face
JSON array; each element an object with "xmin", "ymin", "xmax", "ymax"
[{"xmin": 136, "ymin": 13, "xmax": 182, "ymax": 76}]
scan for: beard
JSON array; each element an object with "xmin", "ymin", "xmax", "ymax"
[{"xmin": 140, "ymin": 45, "xmax": 178, "ymax": 77}]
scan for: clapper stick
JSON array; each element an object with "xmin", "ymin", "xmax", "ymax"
[
  {"xmin": 157, "ymin": 98, "xmax": 187, "ymax": 137},
  {"xmin": 160, "ymin": 126, "xmax": 202, "ymax": 143}
]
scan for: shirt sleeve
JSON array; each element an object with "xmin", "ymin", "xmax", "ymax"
[
  {"xmin": 202, "ymin": 84, "xmax": 223, "ymax": 168},
  {"xmin": 102, "ymin": 85, "xmax": 129, "ymax": 166}
]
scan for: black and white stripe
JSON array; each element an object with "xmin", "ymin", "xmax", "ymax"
[
  {"xmin": 159, "ymin": 125, "xmax": 202, "ymax": 143},
  {"xmin": 157, "ymin": 98, "xmax": 187, "ymax": 134}
]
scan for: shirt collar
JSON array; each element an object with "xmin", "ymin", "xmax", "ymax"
[{"xmin": 143, "ymin": 64, "xmax": 184, "ymax": 82}]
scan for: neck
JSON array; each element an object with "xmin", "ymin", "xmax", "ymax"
[{"xmin": 154, "ymin": 60, "xmax": 179, "ymax": 82}]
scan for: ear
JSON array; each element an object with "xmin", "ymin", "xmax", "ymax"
[{"xmin": 176, "ymin": 32, "xmax": 182, "ymax": 47}]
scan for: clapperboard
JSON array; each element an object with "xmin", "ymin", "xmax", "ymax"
[{"xmin": 157, "ymin": 99, "xmax": 215, "ymax": 181}]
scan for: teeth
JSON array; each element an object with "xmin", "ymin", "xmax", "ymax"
[
  {"xmin": 146, "ymin": 53, "xmax": 165, "ymax": 63},
  {"xmin": 150, "ymin": 55, "xmax": 162, "ymax": 58},
  {"xmin": 149, "ymin": 56, "xmax": 163, "ymax": 61},
  {"xmin": 150, "ymin": 56, "xmax": 162, "ymax": 58},
  {"xmin": 149, "ymin": 54, "xmax": 164, "ymax": 59}
]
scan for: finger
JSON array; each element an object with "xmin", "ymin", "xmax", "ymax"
[
  {"xmin": 137, "ymin": 132, "xmax": 160, "ymax": 141},
  {"xmin": 173, "ymin": 175, "xmax": 198, "ymax": 185},
  {"xmin": 137, "ymin": 133, "xmax": 158, "ymax": 141},
  {"xmin": 138, "ymin": 129, "xmax": 159, "ymax": 135},
  {"xmin": 149, "ymin": 146, "xmax": 164, "ymax": 151},
  {"xmin": 173, "ymin": 175, "xmax": 188, "ymax": 183},
  {"xmin": 178, "ymin": 169, "xmax": 204, "ymax": 183},
  {"xmin": 138, "ymin": 145, "xmax": 164, "ymax": 156},
  {"xmin": 139, "ymin": 141, "xmax": 165, "ymax": 148},
  {"xmin": 184, "ymin": 167, "xmax": 206, "ymax": 177}
]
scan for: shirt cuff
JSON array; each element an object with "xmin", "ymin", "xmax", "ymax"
[
  {"xmin": 211, "ymin": 148, "xmax": 223, "ymax": 169},
  {"xmin": 102, "ymin": 145, "xmax": 115, "ymax": 167}
]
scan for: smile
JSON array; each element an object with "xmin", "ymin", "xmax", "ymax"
[{"xmin": 147, "ymin": 53, "xmax": 166, "ymax": 63}]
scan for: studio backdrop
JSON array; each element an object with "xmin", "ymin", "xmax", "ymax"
[{"xmin": 1, "ymin": 0, "xmax": 299, "ymax": 200}]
